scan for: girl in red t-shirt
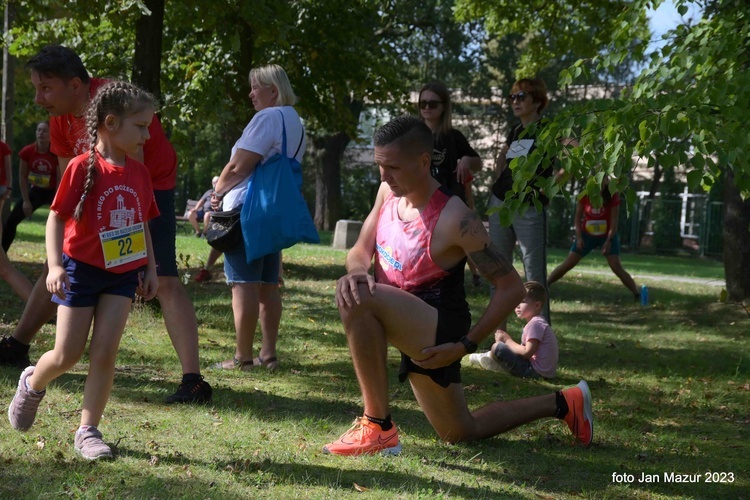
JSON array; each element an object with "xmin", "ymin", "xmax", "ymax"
[
  {"xmin": 0, "ymin": 138, "xmax": 34, "ymax": 301},
  {"xmin": 8, "ymin": 81, "xmax": 160, "ymax": 460},
  {"xmin": 548, "ymin": 184, "xmax": 640, "ymax": 299}
]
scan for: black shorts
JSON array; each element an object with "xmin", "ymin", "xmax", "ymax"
[
  {"xmin": 150, "ymin": 189, "xmax": 178, "ymax": 277},
  {"xmin": 398, "ymin": 307, "xmax": 471, "ymax": 388}
]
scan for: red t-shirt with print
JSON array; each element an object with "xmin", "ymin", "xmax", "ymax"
[
  {"xmin": 19, "ymin": 143, "xmax": 58, "ymax": 190},
  {"xmin": 580, "ymin": 193, "xmax": 621, "ymax": 237},
  {"xmin": 0, "ymin": 140, "xmax": 11, "ymax": 186},
  {"xmin": 51, "ymin": 152, "xmax": 160, "ymax": 273},
  {"xmin": 49, "ymin": 78, "xmax": 177, "ymax": 190}
]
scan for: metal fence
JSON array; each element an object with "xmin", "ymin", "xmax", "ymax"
[{"xmin": 547, "ymin": 190, "xmax": 724, "ymax": 257}]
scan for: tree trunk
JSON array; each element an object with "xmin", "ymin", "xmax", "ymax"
[
  {"xmin": 722, "ymin": 169, "xmax": 750, "ymax": 301},
  {"xmin": 225, "ymin": 21, "xmax": 254, "ymax": 139},
  {"xmin": 312, "ymin": 98, "xmax": 364, "ymax": 231},
  {"xmin": 1, "ymin": 3, "xmax": 15, "ymax": 225},
  {"xmin": 132, "ymin": 0, "xmax": 165, "ymax": 99},
  {"xmin": 313, "ymin": 132, "xmax": 350, "ymax": 230},
  {"xmin": 2, "ymin": 2, "xmax": 14, "ymax": 144}
]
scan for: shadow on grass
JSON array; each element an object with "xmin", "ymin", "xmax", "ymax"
[
  {"xmin": 0, "ymin": 452, "xmax": 532, "ymax": 499},
  {"xmin": 284, "ymin": 261, "xmax": 345, "ymax": 282}
]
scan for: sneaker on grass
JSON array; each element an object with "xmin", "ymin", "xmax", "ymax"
[
  {"xmin": 323, "ymin": 416, "xmax": 401, "ymax": 456},
  {"xmin": 562, "ymin": 380, "xmax": 594, "ymax": 446},
  {"xmin": 8, "ymin": 366, "xmax": 45, "ymax": 431},
  {"xmin": 467, "ymin": 352, "xmax": 503, "ymax": 372},
  {"xmin": 164, "ymin": 375, "xmax": 212, "ymax": 404},
  {"xmin": 75, "ymin": 426, "xmax": 113, "ymax": 460},
  {"xmin": 0, "ymin": 336, "xmax": 31, "ymax": 369}
]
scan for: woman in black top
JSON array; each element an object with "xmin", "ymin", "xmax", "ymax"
[
  {"xmin": 418, "ymin": 81, "xmax": 484, "ymax": 284},
  {"xmin": 418, "ymin": 81, "xmax": 482, "ymax": 202}
]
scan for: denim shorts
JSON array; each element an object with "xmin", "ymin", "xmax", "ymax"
[
  {"xmin": 223, "ymin": 242, "xmax": 281, "ymax": 284},
  {"xmin": 492, "ymin": 342, "xmax": 540, "ymax": 378},
  {"xmin": 51, "ymin": 254, "xmax": 141, "ymax": 308},
  {"xmin": 572, "ymin": 233, "xmax": 621, "ymax": 257},
  {"xmin": 149, "ymin": 189, "xmax": 178, "ymax": 277}
]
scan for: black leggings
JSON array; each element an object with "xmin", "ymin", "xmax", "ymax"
[{"xmin": 2, "ymin": 187, "xmax": 56, "ymax": 251}]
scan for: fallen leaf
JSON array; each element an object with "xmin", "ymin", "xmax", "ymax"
[{"xmin": 353, "ymin": 483, "xmax": 369, "ymax": 492}]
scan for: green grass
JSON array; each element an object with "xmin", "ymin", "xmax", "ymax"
[{"xmin": 0, "ymin": 210, "xmax": 747, "ymax": 499}]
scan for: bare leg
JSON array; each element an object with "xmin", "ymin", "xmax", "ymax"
[
  {"xmin": 204, "ymin": 248, "xmax": 222, "ymax": 269},
  {"xmin": 187, "ymin": 211, "xmax": 200, "ymax": 235},
  {"xmin": 338, "ymin": 283, "xmax": 438, "ymax": 419},
  {"xmin": 0, "ymin": 248, "xmax": 33, "ymax": 302},
  {"xmin": 202, "ymin": 212, "xmax": 212, "ymax": 235},
  {"xmin": 11, "ymin": 264, "xmax": 57, "ymax": 345},
  {"xmin": 28, "ymin": 305, "xmax": 94, "ymax": 391},
  {"xmin": 258, "ymin": 283, "xmax": 281, "ymax": 361},
  {"xmin": 81, "ymin": 295, "xmax": 131, "ymax": 427},
  {"xmin": 230, "ymin": 282, "xmax": 260, "ymax": 363},
  {"xmin": 606, "ymin": 255, "xmax": 639, "ymax": 296},
  {"xmin": 410, "ymin": 373, "xmax": 557, "ymax": 443},
  {"xmin": 156, "ymin": 276, "xmax": 201, "ymax": 374},
  {"xmin": 548, "ymin": 252, "xmax": 583, "ymax": 286}
]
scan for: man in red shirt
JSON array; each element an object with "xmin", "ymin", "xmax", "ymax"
[{"xmin": 0, "ymin": 45, "xmax": 211, "ymax": 404}]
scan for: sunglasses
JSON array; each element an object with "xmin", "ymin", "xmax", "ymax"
[
  {"xmin": 418, "ymin": 100, "xmax": 442, "ymax": 109},
  {"xmin": 508, "ymin": 91, "xmax": 529, "ymax": 102}
]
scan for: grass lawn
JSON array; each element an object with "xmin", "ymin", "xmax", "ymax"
[{"xmin": 0, "ymin": 209, "xmax": 747, "ymax": 499}]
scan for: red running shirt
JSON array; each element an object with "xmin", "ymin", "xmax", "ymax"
[
  {"xmin": 51, "ymin": 152, "xmax": 160, "ymax": 273},
  {"xmin": 49, "ymin": 78, "xmax": 177, "ymax": 190},
  {"xmin": 580, "ymin": 193, "xmax": 621, "ymax": 237},
  {"xmin": 0, "ymin": 140, "xmax": 11, "ymax": 185},
  {"xmin": 19, "ymin": 143, "xmax": 58, "ymax": 189}
]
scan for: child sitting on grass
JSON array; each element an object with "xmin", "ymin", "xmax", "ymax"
[{"xmin": 468, "ymin": 281, "xmax": 558, "ymax": 379}]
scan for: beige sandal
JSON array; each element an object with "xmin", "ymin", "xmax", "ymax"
[
  {"xmin": 253, "ymin": 356, "xmax": 279, "ymax": 371},
  {"xmin": 211, "ymin": 357, "xmax": 254, "ymax": 371}
]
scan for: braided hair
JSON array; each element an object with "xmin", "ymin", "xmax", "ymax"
[{"xmin": 72, "ymin": 81, "xmax": 158, "ymax": 221}]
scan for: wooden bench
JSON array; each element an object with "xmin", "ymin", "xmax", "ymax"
[{"xmin": 176, "ymin": 199, "xmax": 199, "ymax": 234}]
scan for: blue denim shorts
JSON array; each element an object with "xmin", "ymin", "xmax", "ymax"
[
  {"xmin": 493, "ymin": 342, "xmax": 540, "ymax": 378},
  {"xmin": 223, "ymin": 243, "xmax": 281, "ymax": 284},
  {"xmin": 51, "ymin": 254, "xmax": 141, "ymax": 308}
]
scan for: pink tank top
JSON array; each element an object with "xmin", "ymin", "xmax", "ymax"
[{"xmin": 374, "ymin": 187, "xmax": 451, "ymax": 292}]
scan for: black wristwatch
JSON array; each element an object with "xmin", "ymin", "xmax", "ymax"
[{"xmin": 459, "ymin": 336, "xmax": 478, "ymax": 354}]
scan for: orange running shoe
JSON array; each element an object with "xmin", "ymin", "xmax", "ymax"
[
  {"xmin": 323, "ymin": 416, "xmax": 402, "ymax": 456},
  {"xmin": 562, "ymin": 380, "xmax": 594, "ymax": 446}
]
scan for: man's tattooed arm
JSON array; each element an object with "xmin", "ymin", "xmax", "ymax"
[
  {"xmin": 458, "ymin": 211, "xmax": 485, "ymax": 239},
  {"xmin": 457, "ymin": 211, "xmax": 515, "ymax": 279},
  {"xmin": 468, "ymin": 242, "xmax": 515, "ymax": 279}
]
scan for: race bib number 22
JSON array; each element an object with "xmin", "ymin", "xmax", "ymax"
[{"xmin": 99, "ymin": 223, "xmax": 147, "ymax": 269}]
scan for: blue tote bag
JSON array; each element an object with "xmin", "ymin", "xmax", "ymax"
[{"xmin": 240, "ymin": 110, "xmax": 319, "ymax": 262}]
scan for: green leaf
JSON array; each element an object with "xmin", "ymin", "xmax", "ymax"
[{"xmin": 686, "ymin": 169, "xmax": 703, "ymax": 190}]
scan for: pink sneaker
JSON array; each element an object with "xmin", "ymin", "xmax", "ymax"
[
  {"xmin": 8, "ymin": 366, "xmax": 45, "ymax": 431},
  {"xmin": 75, "ymin": 426, "xmax": 113, "ymax": 460}
]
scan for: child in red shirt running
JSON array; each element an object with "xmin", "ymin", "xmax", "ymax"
[{"xmin": 8, "ymin": 81, "xmax": 160, "ymax": 460}]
